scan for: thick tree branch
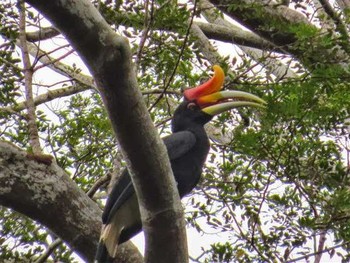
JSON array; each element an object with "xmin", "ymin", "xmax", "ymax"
[
  {"xmin": 0, "ymin": 141, "xmax": 100, "ymax": 261},
  {"xmin": 196, "ymin": 21, "xmax": 278, "ymax": 52},
  {"xmin": 318, "ymin": 0, "xmax": 350, "ymax": 53},
  {"xmin": 24, "ymin": 17, "xmax": 281, "ymax": 53},
  {"xmin": 24, "ymin": 0, "xmax": 188, "ymax": 262},
  {"xmin": 209, "ymin": 0, "xmax": 309, "ymax": 47},
  {"xmin": 199, "ymin": 0, "xmax": 297, "ymax": 80},
  {"xmin": 0, "ymin": 141, "xmax": 143, "ymax": 263},
  {"xmin": 209, "ymin": 0, "xmax": 350, "ymax": 66}
]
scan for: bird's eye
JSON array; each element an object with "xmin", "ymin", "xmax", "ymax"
[{"xmin": 187, "ymin": 102, "xmax": 197, "ymax": 110}]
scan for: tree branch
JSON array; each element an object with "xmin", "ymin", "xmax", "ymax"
[
  {"xmin": 286, "ymin": 240, "xmax": 350, "ymax": 263},
  {"xmin": 26, "ymin": 26, "xmax": 60, "ymax": 42},
  {"xmin": 195, "ymin": 21, "xmax": 278, "ymax": 52},
  {"xmin": 314, "ymin": 230, "xmax": 327, "ymax": 263},
  {"xmin": 24, "ymin": 0, "xmax": 188, "ymax": 262},
  {"xmin": 18, "ymin": 0, "xmax": 42, "ymax": 154},
  {"xmin": 2, "ymin": 83, "xmax": 91, "ymax": 113},
  {"xmin": 209, "ymin": 0, "xmax": 350, "ymax": 66},
  {"xmin": 24, "ymin": 15, "xmax": 283, "ymax": 53},
  {"xmin": 199, "ymin": 0, "xmax": 297, "ymax": 80},
  {"xmin": 0, "ymin": 141, "xmax": 143, "ymax": 263},
  {"xmin": 34, "ymin": 238, "xmax": 62, "ymax": 263},
  {"xmin": 24, "ymin": 40, "xmax": 96, "ymax": 88},
  {"xmin": 209, "ymin": 0, "xmax": 309, "ymax": 46},
  {"xmin": 318, "ymin": 0, "xmax": 350, "ymax": 53},
  {"xmin": 0, "ymin": 141, "xmax": 100, "ymax": 261}
]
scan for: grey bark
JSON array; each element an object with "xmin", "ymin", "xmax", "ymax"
[
  {"xmin": 0, "ymin": 141, "xmax": 101, "ymax": 261},
  {"xmin": 24, "ymin": 15, "xmax": 283, "ymax": 53},
  {"xmin": 24, "ymin": 0, "xmax": 188, "ymax": 262},
  {"xmin": 208, "ymin": 0, "xmax": 350, "ymax": 67},
  {"xmin": 0, "ymin": 141, "xmax": 143, "ymax": 262}
]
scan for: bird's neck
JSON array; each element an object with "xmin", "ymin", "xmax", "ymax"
[{"xmin": 189, "ymin": 125, "xmax": 210, "ymax": 152}]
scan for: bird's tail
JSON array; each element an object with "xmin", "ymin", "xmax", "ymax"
[
  {"xmin": 94, "ymin": 240, "xmax": 114, "ymax": 263},
  {"xmin": 94, "ymin": 222, "xmax": 122, "ymax": 263}
]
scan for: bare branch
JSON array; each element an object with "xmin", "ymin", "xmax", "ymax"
[
  {"xmin": 34, "ymin": 238, "xmax": 62, "ymax": 263},
  {"xmin": 135, "ymin": 0, "xmax": 155, "ymax": 66},
  {"xmin": 86, "ymin": 173, "xmax": 111, "ymax": 198},
  {"xmin": 26, "ymin": 26, "xmax": 60, "ymax": 42},
  {"xmin": 24, "ymin": 41, "xmax": 96, "ymax": 88},
  {"xmin": 18, "ymin": 0, "xmax": 42, "ymax": 154},
  {"xmin": 0, "ymin": 83, "xmax": 89, "ymax": 114},
  {"xmin": 33, "ymin": 48, "xmax": 75, "ymax": 71},
  {"xmin": 314, "ymin": 230, "xmax": 327, "ymax": 263},
  {"xmin": 196, "ymin": 21, "xmax": 279, "ymax": 52}
]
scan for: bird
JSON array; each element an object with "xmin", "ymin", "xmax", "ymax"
[{"xmin": 95, "ymin": 65, "xmax": 266, "ymax": 262}]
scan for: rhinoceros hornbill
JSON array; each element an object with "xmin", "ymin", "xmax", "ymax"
[{"xmin": 95, "ymin": 65, "xmax": 266, "ymax": 262}]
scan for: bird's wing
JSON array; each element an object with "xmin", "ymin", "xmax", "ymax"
[
  {"xmin": 102, "ymin": 131, "xmax": 196, "ymax": 224},
  {"xmin": 96, "ymin": 130, "xmax": 197, "ymax": 261},
  {"xmin": 102, "ymin": 169, "xmax": 134, "ymax": 224},
  {"xmin": 163, "ymin": 130, "xmax": 196, "ymax": 160}
]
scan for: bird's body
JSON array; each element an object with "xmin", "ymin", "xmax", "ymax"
[
  {"xmin": 95, "ymin": 65, "xmax": 266, "ymax": 262},
  {"xmin": 96, "ymin": 103, "xmax": 212, "ymax": 262}
]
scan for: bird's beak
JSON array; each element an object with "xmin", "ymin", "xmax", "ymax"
[
  {"xmin": 184, "ymin": 65, "xmax": 267, "ymax": 116},
  {"xmin": 183, "ymin": 65, "xmax": 225, "ymax": 101},
  {"xmin": 200, "ymin": 90, "xmax": 267, "ymax": 116}
]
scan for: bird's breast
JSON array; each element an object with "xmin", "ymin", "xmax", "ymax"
[{"xmin": 171, "ymin": 138, "xmax": 210, "ymax": 198}]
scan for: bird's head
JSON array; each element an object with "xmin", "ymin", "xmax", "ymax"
[{"xmin": 172, "ymin": 65, "xmax": 266, "ymax": 132}]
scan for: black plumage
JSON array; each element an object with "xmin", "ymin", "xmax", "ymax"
[{"xmin": 95, "ymin": 65, "xmax": 265, "ymax": 262}]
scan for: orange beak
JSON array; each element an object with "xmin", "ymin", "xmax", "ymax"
[
  {"xmin": 183, "ymin": 65, "xmax": 225, "ymax": 102},
  {"xmin": 183, "ymin": 65, "xmax": 266, "ymax": 116}
]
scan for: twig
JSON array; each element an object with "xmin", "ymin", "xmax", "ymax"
[
  {"xmin": 32, "ymin": 43, "xmax": 72, "ymax": 69},
  {"xmin": 34, "ymin": 49, "xmax": 75, "ymax": 71},
  {"xmin": 286, "ymin": 241, "xmax": 350, "ymax": 263},
  {"xmin": 34, "ymin": 238, "xmax": 62, "ymax": 263},
  {"xmin": 135, "ymin": 0, "xmax": 155, "ymax": 66},
  {"xmin": 86, "ymin": 174, "xmax": 111, "ymax": 198},
  {"xmin": 148, "ymin": 0, "xmax": 198, "ymax": 112},
  {"xmin": 318, "ymin": 0, "xmax": 350, "ymax": 54},
  {"xmin": 24, "ymin": 40, "xmax": 96, "ymax": 89},
  {"xmin": 314, "ymin": 230, "xmax": 327, "ymax": 263}
]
